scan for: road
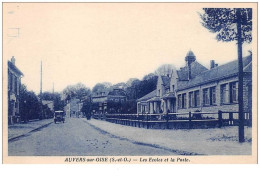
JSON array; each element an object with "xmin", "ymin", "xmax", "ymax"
[{"xmin": 8, "ymin": 118, "xmax": 175, "ymax": 156}]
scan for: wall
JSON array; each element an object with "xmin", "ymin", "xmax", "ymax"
[{"xmin": 176, "ymin": 75, "xmax": 252, "ymax": 119}]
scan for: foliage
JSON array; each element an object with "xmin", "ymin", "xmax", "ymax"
[
  {"xmin": 19, "ymin": 84, "xmax": 41, "ymax": 121},
  {"xmin": 154, "ymin": 64, "xmax": 175, "ymax": 76},
  {"xmin": 81, "ymin": 97, "xmax": 92, "ymax": 119},
  {"xmin": 63, "ymin": 83, "xmax": 91, "ymax": 101},
  {"xmin": 126, "ymin": 78, "xmax": 139, "ymax": 87},
  {"xmin": 91, "ymin": 102, "xmax": 100, "ymax": 113},
  {"xmin": 41, "ymin": 91, "xmax": 65, "ymax": 111},
  {"xmin": 200, "ymin": 8, "xmax": 252, "ymax": 143},
  {"xmin": 137, "ymin": 74, "xmax": 158, "ymax": 99},
  {"xmin": 121, "ymin": 100, "xmax": 137, "ymax": 114},
  {"xmin": 53, "ymin": 93, "xmax": 65, "ymax": 111},
  {"xmin": 124, "ymin": 74, "xmax": 158, "ymax": 101},
  {"xmin": 92, "ymin": 82, "xmax": 112, "ymax": 93},
  {"xmin": 200, "ymin": 8, "xmax": 252, "ymax": 43},
  {"xmin": 112, "ymin": 82, "xmax": 127, "ymax": 90},
  {"xmin": 41, "ymin": 92, "xmax": 55, "ymax": 100}
]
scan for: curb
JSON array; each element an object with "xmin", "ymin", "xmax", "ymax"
[{"xmin": 8, "ymin": 122, "xmax": 53, "ymax": 143}]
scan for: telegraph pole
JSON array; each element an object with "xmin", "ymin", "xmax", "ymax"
[
  {"xmin": 40, "ymin": 61, "xmax": 42, "ymax": 97},
  {"xmin": 40, "ymin": 60, "xmax": 43, "ymax": 120},
  {"xmin": 52, "ymin": 82, "xmax": 54, "ymax": 94},
  {"xmin": 236, "ymin": 8, "xmax": 245, "ymax": 143}
]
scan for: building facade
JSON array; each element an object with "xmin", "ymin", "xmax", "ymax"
[
  {"xmin": 8, "ymin": 56, "xmax": 24, "ymax": 124},
  {"xmin": 137, "ymin": 51, "xmax": 252, "ymax": 116},
  {"xmin": 92, "ymin": 88, "xmax": 127, "ymax": 114},
  {"xmin": 64, "ymin": 98, "xmax": 82, "ymax": 118}
]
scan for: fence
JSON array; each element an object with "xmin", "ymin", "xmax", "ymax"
[{"xmin": 93, "ymin": 111, "xmax": 252, "ymax": 129}]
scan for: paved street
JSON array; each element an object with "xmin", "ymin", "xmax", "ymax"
[{"xmin": 8, "ymin": 118, "xmax": 175, "ymax": 156}]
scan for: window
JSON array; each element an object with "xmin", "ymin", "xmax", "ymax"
[
  {"xmin": 182, "ymin": 93, "xmax": 187, "ymax": 109},
  {"xmin": 9, "ymin": 72, "xmax": 13, "ymax": 91},
  {"xmin": 178, "ymin": 94, "xmax": 182, "ymax": 108},
  {"xmin": 138, "ymin": 104, "xmax": 141, "ymax": 113},
  {"xmin": 203, "ymin": 89, "xmax": 209, "ymax": 105},
  {"xmin": 194, "ymin": 90, "xmax": 200, "ymax": 107},
  {"xmin": 230, "ymin": 82, "xmax": 238, "ymax": 103},
  {"xmin": 8, "ymin": 70, "xmax": 11, "ymax": 90},
  {"xmin": 203, "ymin": 87, "xmax": 216, "ymax": 106},
  {"xmin": 178, "ymin": 93, "xmax": 187, "ymax": 109},
  {"xmin": 17, "ymin": 78, "xmax": 20, "ymax": 95},
  {"xmin": 158, "ymin": 89, "xmax": 160, "ymax": 96},
  {"xmin": 14, "ymin": 76, "xmax": 17, "ymax": 94},
  {"xmin": 221, "ymin": 84, "xmax": 229, "ymax": 104},
  {"xmin": 172, "ymin": 85, "xmax": 175, "ymax": 92},
  {"xmin": 188, "ymin": 90, "xmax": 200, "ymax": 108},
  {"xmin": 189, "ymin": 92, "xmax": 193, "ymax": 108},
  {"xmin": 210, "ymin": 87, "xmax": 216, "ymax": 105}
]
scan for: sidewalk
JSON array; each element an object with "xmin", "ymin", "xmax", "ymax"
[
  {"xmin": 87, "ymin": 119, "xmax": 252, "ymax": 155},
  {"xmin": 8, "ymin": 119, "xmax": 53, "ymax": 141}
]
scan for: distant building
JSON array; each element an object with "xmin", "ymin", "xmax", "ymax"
[
  {"xmin": 8, "ymin": 56, "xmax": 24, "ymax": 124},
  {"xmin": 92, "ymin": 88, "xmax": 127, "ymax": 114},
  {"xmin": 137, "ymin": 51, "xmax": 252, "ymax": 116},
  {"xmin": 64, "ymin": 98, "xmax": 83, "ymax": 118}
]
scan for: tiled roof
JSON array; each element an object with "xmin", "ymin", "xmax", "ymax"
[
  {"xmin": 186, "ymin": 50, "xmax": 195, "ymax": 57},
  {"xmin": 147, "ymin": 96, "xmax": 161, "ymax": 102},
  {"xmin": 162, "ymin": 92, "xmax": 175, "ymax": 99},
  {"xmin": 177, "ymin": 55, "xmax": 252, "ymax": 91},
  {"xmin": 137, "ymin": 90, "xmax": 157, "ymax": 102},
  {"xmin": 92, "ymin": 88, "xmax": 126, "ymax": 98},
  {"xmin": 108, "ymin": 89, "xmax": 126, "ymax": 96},
  {"xmin": 91, "ymin": 91, "xmax": 109, "ymax": 98},
  {"xmin": 161, "ymin": 76, "xmax": 170, "ymax": 87},
  {"xmin": 243, "ymin": 61, "xmax": 252, "ymax": 72},
  {"xmin": 177, "ymin": 61, "xmax": 208, "ymax": 81},
  {"xmin": 8, "ymin": 61, "xmax": 24, "ymax": 76}
]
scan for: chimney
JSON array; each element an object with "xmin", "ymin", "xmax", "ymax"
[
  {"xmin": 185, "ymin": 50, "xmax": 196, "ymax": 80},
  {"xmin": 210, "ymin": 60, "xmax": 216, "ymax": 69},
  {"xmin": 11, "ymin": 56, "xmax": 15, "ymax": 65}
]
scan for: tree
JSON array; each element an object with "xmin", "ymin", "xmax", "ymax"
[
  {"xmin": 41, "ymin": 91, "xmax": 55, "ymax": 100},
  {"xmin": 92, "ymin": 82, "xmax": 112, "ymax": 93},
  {"xmin": 138, "ymin": 73, "xmax": 158, "ymax": 99},
  {"xmin": 200, "ymin": 8, "xmax": 252, "ymax": 142},
  {"xmin": 155, "ymin": 64, "xmax": 175, "ymax": 76},
  {"xmin": 81, "ymin": 97, "xmax": 92, "ymax": 120},
  {"xmin": 112, "ymin": 82, "xmax": 127, "ymax": 90},
  {"xmin": 126, "ymin": 78, "xmax": 139, "ymax": 87},
  {"xmin": 40, "ymin": 91, "xmax": 65, "ymax": 111},
  {"xmin": 20, "ymin": 84, "xmax": 41, "ymax": 122},
  {"xmin": 121, "ymin": 100, "xmax": 137, "ymax": 114},
  {"xmin": 53, "ymin": 93, "xmax": 65, "ymax": 111},
  {"xmin": 143, "ymin": 73, "xmax": 157, "ymax": 80},
  {"xmin": 125, "ymin": 79, "xmax": 140, "ymax": 100},
  {"xmin": 63, "ymin": 83, "xmax": 91, "ymax": 101}
]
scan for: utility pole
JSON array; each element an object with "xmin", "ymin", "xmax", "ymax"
[
  {"xmin": 236, "ymin": 8, "xmax": 245, "ymax": 143},
  {"xmin": 40, "ymin": 61, "xmax": 42, "ymax": 97},
  {"xmin": 40, "ymin": 60, "xmax": 43, "ymax": 120},
  {"xmin": 52, "ymin": 82, "xmax": 54, "ymax": 94}
]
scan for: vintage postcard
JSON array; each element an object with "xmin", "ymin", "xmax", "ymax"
[{"xmin": 2, "ymin": 2, "xmax": 257, "ymax": 164}]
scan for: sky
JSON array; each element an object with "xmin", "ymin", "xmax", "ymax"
[{"xmin": 3, "ymin": 3, "xmax": 253, "ymax": 93}]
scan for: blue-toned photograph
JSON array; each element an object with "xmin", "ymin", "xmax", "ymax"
[{"xmin": 3, "ymin": 3, "xmax": 256, "ymax": 163}]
